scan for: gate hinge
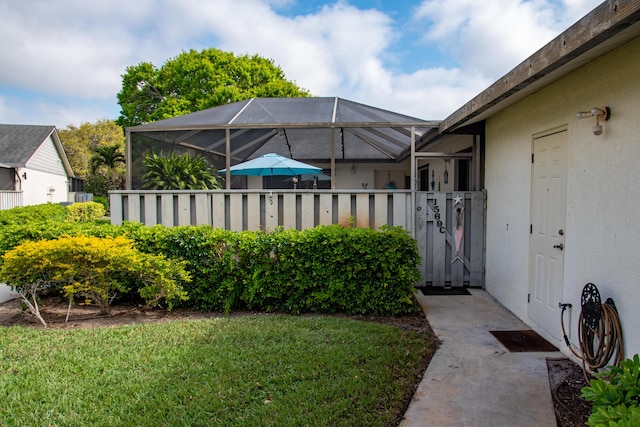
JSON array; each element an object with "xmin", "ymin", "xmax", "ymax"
[
  {"xmin": 531, "ymin": 153, "xmax": 534, "ymax": 163},
  {"xmin": 527, "ymin": 293, "xmax": 531, "ymax": 303}
]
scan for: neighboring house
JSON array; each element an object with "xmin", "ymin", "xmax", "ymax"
[
  {"xmin": 0, "ymin": 124, "xmax": 76, "ymax": 302},
  {"xmin": 0, "ymin": 124, "xmax": 75, "ymax": 209},
  {"xmin": 433, "ymin": 0, "xmax": 640, "ymax": 359}
]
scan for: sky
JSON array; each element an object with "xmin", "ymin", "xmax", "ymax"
[{"xmin": 0, "ymin": 0, "xmax": 603, "ymax": 129}]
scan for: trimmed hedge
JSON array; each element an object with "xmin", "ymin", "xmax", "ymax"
[
  {"xmin": 239, "ymin": 225, "xmax": 421, "ymax": 315},
  {"xmin": 0, "ymin": 201, "xmax": 106, "ymax": 226},
  {"xmin": 129, "ymin": 225, "xmax": 244, "ymax": 312},
  {"xmin": 0, "ymin": 203, "xmax": 68, "ymax": 225},
  {"xmin": 66, "ymin": 201, "xmax": 106, "ymax": 222},
  {"xmin": 0, "ymin": 219, "xmax": 422, "ymax": 316}
]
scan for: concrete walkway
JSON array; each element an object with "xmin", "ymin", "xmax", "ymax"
[{"xmin": 400, "ymin": 289, "xmax": 561, "ymax": 427}]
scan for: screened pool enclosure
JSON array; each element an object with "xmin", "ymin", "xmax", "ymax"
[{"xmin": 125, "ymin": 97, "xmax": 439, "ymax": 190}]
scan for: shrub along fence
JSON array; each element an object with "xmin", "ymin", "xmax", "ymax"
[{"xmin": 0, "ymin": 220, "xmax": 422, "ymax": 316}]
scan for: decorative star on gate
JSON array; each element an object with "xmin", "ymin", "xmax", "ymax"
[{"xmin": 453, "ymin": 194, "xmax": 463, "ymax": 205}]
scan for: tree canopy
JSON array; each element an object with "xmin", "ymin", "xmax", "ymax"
[
  {"xmin": 116, "ymin": 48, "xmax": 311, "ymax": 128},
  {"xmin": 58, "ymin": 120, "xmax": 125, "ymax": 179}
]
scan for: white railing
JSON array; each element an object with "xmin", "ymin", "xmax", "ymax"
[
  {"xmin": 109, "ymin": 190, "xmax": 412, "ymax": 232},
  {"xmin": 0, "ymin": 191, "xmax": 23, "ymax": 210}
]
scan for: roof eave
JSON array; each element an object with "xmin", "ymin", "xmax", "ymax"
[
  {"xmin": 51, "ymin": 127, "xmax": 75, "ymax": 178},
  {"xmin": 440, "ymin": 0, "xmax": 640, "ymax": 133}
]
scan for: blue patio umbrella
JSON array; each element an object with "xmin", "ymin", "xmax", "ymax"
[{"xmin": 219, "ymin": 153, "xmax": 321, "ymax": 176}]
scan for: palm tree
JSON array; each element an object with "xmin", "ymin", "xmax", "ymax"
[
  {"xmin": 141, "ymin": 151, "xmax": 222, "ymax": 190},
  {"xmin": 90, "ymin": 144, "xmax": 126, "ymax": 173}
]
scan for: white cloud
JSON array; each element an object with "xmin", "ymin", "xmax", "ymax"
[
  {"xmin": 168, "ymin": 1, "xmax": 396, "ymax": 97},
  {"xmin": 415, "ymin": 0, "xmax": 549, "ymax": 77},
  {"xmin": 0, "ymin": 0, "xmax": 606, "ymax": 127},
  {"xmin": 0, "ymin": 1, "xmax": 155, "ymax": 100},
  {"xmin": 412, "ymin": 0, "xmax": 603, "ymax": 78}
]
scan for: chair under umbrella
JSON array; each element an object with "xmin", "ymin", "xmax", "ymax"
[
  {"xmin": 219, "ymin": 153, "xmax": 322, "ymax": 176},
  {"xmin": 297, "ymin": 173, "xmax": 331, "ymax": 181}
]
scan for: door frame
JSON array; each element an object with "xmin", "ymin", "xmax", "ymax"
[{"xmin": 528, "ymin": 125, "xmax": 568, "ymax": 340}]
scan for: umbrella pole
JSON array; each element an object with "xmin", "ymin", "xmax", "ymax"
[{"xmin": 225, "ymin": 129, "xmax": 231, "ymax": 190}]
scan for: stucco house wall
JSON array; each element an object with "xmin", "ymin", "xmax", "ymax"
[
  {"xmin": 19, "ymin": 167, "xmax": 71, "ymax": 206},
  {"xmin": 21, "ymin": 134, "xmax": 71, "ymax": 205},
  {"xmin": 484, "ymin": 35, "xmax": 640, "ymax": 356}
]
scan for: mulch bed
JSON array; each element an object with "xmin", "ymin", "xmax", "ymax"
[{"xmin": 547, "ymin": 358, "xmax": 593, "ymax": 426}]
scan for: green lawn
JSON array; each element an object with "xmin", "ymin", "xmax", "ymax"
[{"xmin": 0, "ymin": 315, "xmax": 433, "ymax": 427}]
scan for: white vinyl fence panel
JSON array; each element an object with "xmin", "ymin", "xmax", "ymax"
[{"xmin": 110, "ymin": 190, "xmax": 412, "ymax": 232}]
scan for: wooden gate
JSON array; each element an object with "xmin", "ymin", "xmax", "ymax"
[{"xmin": 414, "ymin": 191, "xmax": 486, "ymax": 288}]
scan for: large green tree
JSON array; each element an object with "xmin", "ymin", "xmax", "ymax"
[
  {"xmin": 116, "ymin": 48, "xmax": 311, "ymax": 128},
  {"xmin": 58, "ymin": 120, "xmax": 125, "ymax": 179}
]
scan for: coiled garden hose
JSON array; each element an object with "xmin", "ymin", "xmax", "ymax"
[{"xmin": 560, "ymin": 283, "xmax": 624, "ymax": 374}]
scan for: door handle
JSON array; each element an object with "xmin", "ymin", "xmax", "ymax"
[{"xmin": 553, "ymin": 243, "xmax": 564, "ymax": 250}]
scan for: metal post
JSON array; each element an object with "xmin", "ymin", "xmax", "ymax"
[
  {"xmin": 225, "ymin": 128, "xmax": 231, "ymax": 190},
  {"xmin": 331, "ymin": 128, "xmax": 336, "ymax": 190},
  {"xmin": 410, "ymin": 126, "xmax": 416, "ymax": 237},
  {"xmin": 473, "ymin": 134, "xmax": 480, "ymax": 191},
  {"xmin": 125, "ymin": 130, "xmax": 132, "ymax": 190}
]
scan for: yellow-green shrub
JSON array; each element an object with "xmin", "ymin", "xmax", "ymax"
[
  {"xmin": 66, "ymin": 201, "xmax": 105, "ymax": 222},
  {"xmin": 0, "ymin": 203, "xmax": 68, "ymax": 225},
  {"xmin": 0, "ymin": 235, "xmax": 189, "ymax": 319}
]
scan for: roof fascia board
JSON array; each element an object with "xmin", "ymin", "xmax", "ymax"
[
  {"xmin": 440, "ymin": 0, "xmax": 640, "ymax": 133},
  {"xmin": 52, "ymin": 129, "xmax": 75, "ymax": 178}
]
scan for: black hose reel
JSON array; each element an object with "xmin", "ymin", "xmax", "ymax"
[
  {"xmin": 560, "ymin": 282, "xmax": 624, "ymax": 372},
  {"xmin": 581, "ymin": 282, "xmax": 602, "ymax": 331}
]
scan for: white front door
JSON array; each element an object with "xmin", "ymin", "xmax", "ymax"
[{"xmin": 529, "ymin": 129, "xmax": 567, "ymax": 340}]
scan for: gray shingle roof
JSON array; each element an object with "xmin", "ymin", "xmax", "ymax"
[{"xmin": 0, "ymin": 124, "xmax": 56, "ymax": 167}]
